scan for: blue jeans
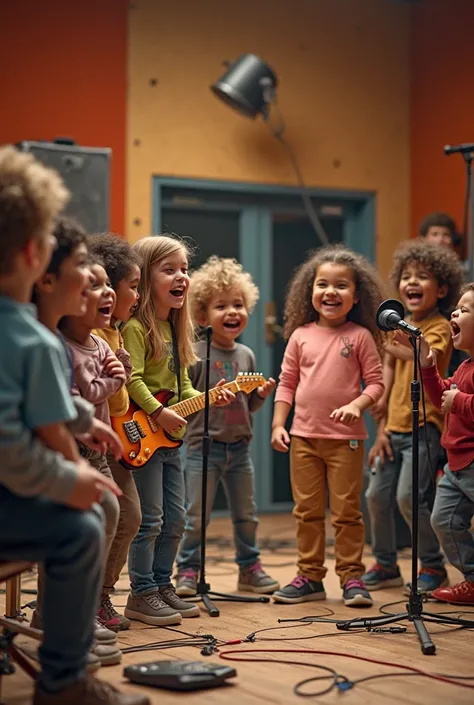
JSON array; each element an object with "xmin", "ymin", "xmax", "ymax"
[
  {"xmin": 432, "ymin": 462, "xmax": 474, "ymax": 582},
  {"xmin": 128, "ymin": 448, "xmax": 185, "ymax": 594},
  {"xmin": 366, "ymin": 424, "xmax": 444, "ymax": 570},
  {"xmin": 177, "ymin": 440, "xmax": 260, "ymax": 570},
  {"xmin": 0, "ymin": 486, "xmax": 104, "ymax": 693}
]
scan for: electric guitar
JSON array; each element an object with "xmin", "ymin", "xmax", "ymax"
[{"xmin": 112, "ymin": 372, "xmax": 266, "ymax": 469}]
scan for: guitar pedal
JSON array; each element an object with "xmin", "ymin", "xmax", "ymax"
[{"xmin": 124, "ymin": 660, "xmax": 237, "ymax": 691}]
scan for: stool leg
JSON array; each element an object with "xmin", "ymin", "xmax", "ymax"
[{"xmin": 5, "ymin": 576, "xmax": 21, "ymax": 619}]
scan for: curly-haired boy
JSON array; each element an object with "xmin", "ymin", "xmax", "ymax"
[
  {"xmin": 174, "ymin": 256, "xmax": 279, "ymax": 596},
  {"xmin": 364, "ymin": 239, "xmax": 463, "ymax": 597}
]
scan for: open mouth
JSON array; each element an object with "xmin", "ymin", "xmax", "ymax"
[
  {"xmin": 98, "ymin": 305, "xmax": 112, "ymax": 316},
  {"xmin": 322, "ymin": 300, "xmax": 341, "ymax": 308},
  {"xmin": 223, "ymin": 320, "xmax": 240, "ymax": 330},
  {"xmin": 406, "ymin": 291, "xmax": 423, "ymax": 302},
  {"xmin": 170, "ymin": 287, "xmax": 185, "ymax": 298},
  {"xmin": 451, "ymin": 320, "xmax": 460, "ymax": 337}
]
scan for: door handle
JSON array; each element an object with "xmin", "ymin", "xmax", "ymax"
[{"xmin": 265, "ymin": 302, "xmax": 282, "ymax": 345}]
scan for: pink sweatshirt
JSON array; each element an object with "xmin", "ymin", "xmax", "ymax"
[
  {"xmin": 64, "ymin": 334, "xmax": 124, "ymax": 425},
  {"xmin": 275, "ymin": 322, "xmax": 384, "ymax": 440}
]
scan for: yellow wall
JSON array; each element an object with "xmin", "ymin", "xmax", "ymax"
[{"xmin": 127, "ymin": 0, "xmax": 410, "ymax": 275}]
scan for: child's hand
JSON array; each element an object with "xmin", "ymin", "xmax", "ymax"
[
  {"xmin": 214, "ymin": 378, "xmax": 235, "ymax": 406},
  {"xmin": 66, "ymin": 458, "xmax": 122, "ymax": 510},
  {"xmin": 104, "ymin": 355, "xmax": 127, "ymax": 384},
  {"xmin": 368, "ymin": 431, "xmax": 393, "ymax": 468},
  {"xmin": 391, "ymin": 331, "xmax": 433, "ymax": 367},
  {"xmin": 77, "ymin": 418, "xmax": 124, "ymax": 460},
  {"xmin": 370, "ymin": 398, "xmax": 388, "ymax": 422},
  {"xmin": 154, "ymin": 407, "xmax": 187, "ymax": 435},
  {"xmin": 271, "ymin": 425, "xmax": 290, "ymax": 452},
  {"xmin": 258, "ymin": 377, "xmax": 276, "ymax": 399},
  {"xmin": 330, "ymin": 402, "xmax": 361, "ymax": 426},
  {"xmin": 441, "ymin": 388, "xmax": 458, "ymax": 413}
]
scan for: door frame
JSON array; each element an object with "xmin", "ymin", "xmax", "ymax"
[{"xmin": 152, "ymin": 176, "xmax": 376, "ymax": 512}]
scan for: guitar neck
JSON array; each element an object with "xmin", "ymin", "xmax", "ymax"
[{"xmin": 171, "ymin": 381, "xmax": 239, "ymax": 418}]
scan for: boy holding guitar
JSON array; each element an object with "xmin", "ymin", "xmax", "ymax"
[{"xmin": 174, "ymin": 256, "xmax": 279, "ymax": 597}]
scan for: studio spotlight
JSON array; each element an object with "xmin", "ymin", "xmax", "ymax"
[
  {"xmin": 211, "ymin": 54, "xmax": 278, "ymax": 120},
  {"xmin": 211, "ymin": 54, "xmax": 329, "ymax": 246}
]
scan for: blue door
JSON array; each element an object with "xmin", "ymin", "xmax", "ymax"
[{"xmin": 154, "ymin": 178, "xmax": 375, "ymax": 512}]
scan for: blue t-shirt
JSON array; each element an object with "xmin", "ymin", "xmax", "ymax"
[{"xmin": 0, "ymin": 296, "xmax": 76, "ymax": 437}]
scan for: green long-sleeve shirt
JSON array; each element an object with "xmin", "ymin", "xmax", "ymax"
[{"xmin": 122, "ymin": 318, "xmax": 200, "ymax": 415}]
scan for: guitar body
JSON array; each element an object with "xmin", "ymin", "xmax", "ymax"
[
  {"xmin": 112, "ymin": 389, "xmax": 182, "ymax": 470},
  {"xmin": 111, "ymin": 373, "xmax": 265, "ymax": 470}
]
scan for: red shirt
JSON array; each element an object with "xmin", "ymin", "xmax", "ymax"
[{"xmin": 422, "ymin": 360, "xmax": 474, "ymax": 471}]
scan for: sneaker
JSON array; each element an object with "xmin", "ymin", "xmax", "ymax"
[
  {"xmin": 342, "ymin": 579, "xmax": 373, "ymax": 607},
  {"xmin": 175, "ymin": 569, "xmax": 198, "ymax": 597},
  {"xmin": 159, "ymin": 584, "xmax": 200, "ymax": 617},
  {"xmin": 31, "ymin": 611, "xmax": 116, "ymax": 650},
  {"xmin": 124, "ymin": 590, "xmax": 182, "ymax": 626},
  {"xmin": 238, "ymin": 562, "xmax": 280, "ymax": 594},
  {"xmin": 97, "ymin": 596, "xmax": 130, "ymax": 632},
  {"xmin": 91, "ymin": 643, "xmax": 122, "ymax": 667},
  {"xmin": 361, "ymin": 563, "xmax": 403, "ymax": 591},
  {"xmin": 33, "ymin": 675, "xmax": 151, "ymax": 705},
  {"xmin": 21, "ymin": 643, "xmax": 101, "ymax": 674},
  {"xmin": 431, "ymin": 580, "xmax": 474, "ymax": 606},
  {"xmin": 273, "ymin": 576, "xmax": 326, "ymax": 604},
  {"xmin": 402, "ymin": 568, "xmax": 449, "ymax": 597},
  {"xmin": 93, "ymin": 620, "xmax": 117, "ymax": 645}
]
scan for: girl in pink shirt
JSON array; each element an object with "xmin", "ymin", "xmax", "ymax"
[{"xmin": 271, "ymin": 245, "xmax": 384, "ymax": 607}]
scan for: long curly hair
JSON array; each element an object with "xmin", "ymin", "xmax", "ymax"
[
  {"xmin": 390, "ymin": 238, "xmax": 463, "ymax": 316},
  {"xmin": 131, "ymin": 235, "xmax": 197, "ymax": 367},
  {"xmin": 283, "ymin": 244, "xmax": 385, "ymax": 350}
]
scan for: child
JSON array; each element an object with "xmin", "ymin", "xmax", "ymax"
[
  {"xmin": 121, "ymin": 235, "xmax": 233, "ymax": 626},
  {"xmin": 271, "ymin": 245, "xmax": 384, "ymax": 607},
  {"xmin": 0, "ymin": 146, "xmax": 146, "ymax": 705},
  {"xmin": 32, "ymin": 216, "xmax": 125, "ymax": 662},
  {"xmin": 418, "ymin": 283, "xmax": 474, "ymax": 605},
  {"xmin": 60, "ymin": 258, "xmax": 128, "ymax": 622},
  {"xmin": 87, "ymin": 233, "xmax": 142, "ymax": 630},
  {"xmin": 364, "ymin": 239, "xmax": 463, "ymax": 595},
  {"xmin": 419, "ymin": 212, "xmax": 459, "ymax": 250},
  {"xmin": 174, "ymin": 256, "xmax": 279, "ymax": 596}
]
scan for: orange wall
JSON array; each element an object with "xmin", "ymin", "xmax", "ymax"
[
  {"xmin": 411, "ymin": 0, "xmax": 474, "ymax": 246},
  {"xmin": 0, "ymin": 0, "xmax": 128, "ymax": 234},
  {"xmin": 127, "ymin": 0, "xmax": 411, "ymax": 275}
]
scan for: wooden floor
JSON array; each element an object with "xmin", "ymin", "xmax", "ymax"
[{"xmin": 2, "ymin": 513, "xmax": 474, "ymax": 704}]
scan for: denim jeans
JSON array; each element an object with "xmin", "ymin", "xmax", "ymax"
[
  {"xmin": 176, "ymin": 440, "xmax": 259, "ymax": 570},
  {"xmin": 128, "ymin": 447, "xmax": 185, "ymax": 594},
  {"xmin": 0, "ymin": 486, "xmax": 104, "ymax": 693},
  {"xmin": 366, "ymin": 424, "xmax": 444, "ymax": 570},
  {"xmin": 432, "ymin": 462, "xmax": 474, "ymax": 582}
]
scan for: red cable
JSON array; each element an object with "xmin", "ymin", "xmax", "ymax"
[{"xmin": 218, "ymin": 648, "xmax": 474, "ymax": 690}]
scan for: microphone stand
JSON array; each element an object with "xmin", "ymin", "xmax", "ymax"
[
  {"xmin": 335, "ymin": 335, "xmax": 474, "ymax": 654},
  {"xmin": 192, "ymin": 325, "xmax": 270, "ymax": 616}
]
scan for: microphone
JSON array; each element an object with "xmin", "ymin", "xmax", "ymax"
[
  {"xmin": 444, "ymin": 143, "xmax": 474, "ymax": 156},
  {"xmin": 376, "ymin": 299, "xmax": 421, "ymax": 337}
]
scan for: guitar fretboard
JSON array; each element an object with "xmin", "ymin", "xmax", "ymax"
[{"xmin": 171, "ymin": 381, "xmax": 240, "ymax": 418}]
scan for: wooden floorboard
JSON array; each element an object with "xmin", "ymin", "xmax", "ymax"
[{"xmin": 1, "ymin": 513, "xmax": 474, "ymax": 704}]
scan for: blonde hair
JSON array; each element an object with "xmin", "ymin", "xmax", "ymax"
[
  {"xmin": 0, "ymin": 146, "xmax": 69, "ymax": 276},
  {"xmin": 189, "ymin": 256, "xmax": 259, "ymax": 322},
  {"xmin": 132, "ymin": 235, "xmax": 197, "ymax": 367}
]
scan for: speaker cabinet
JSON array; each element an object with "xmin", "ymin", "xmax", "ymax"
[{"xmin": 17, "ymin": 140, "xmax": 111, "ymax": 233}]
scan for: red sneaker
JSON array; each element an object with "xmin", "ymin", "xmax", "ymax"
[{"xmin": 431, "ymin": 580, "xmax": 474, "ymax": 605}]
